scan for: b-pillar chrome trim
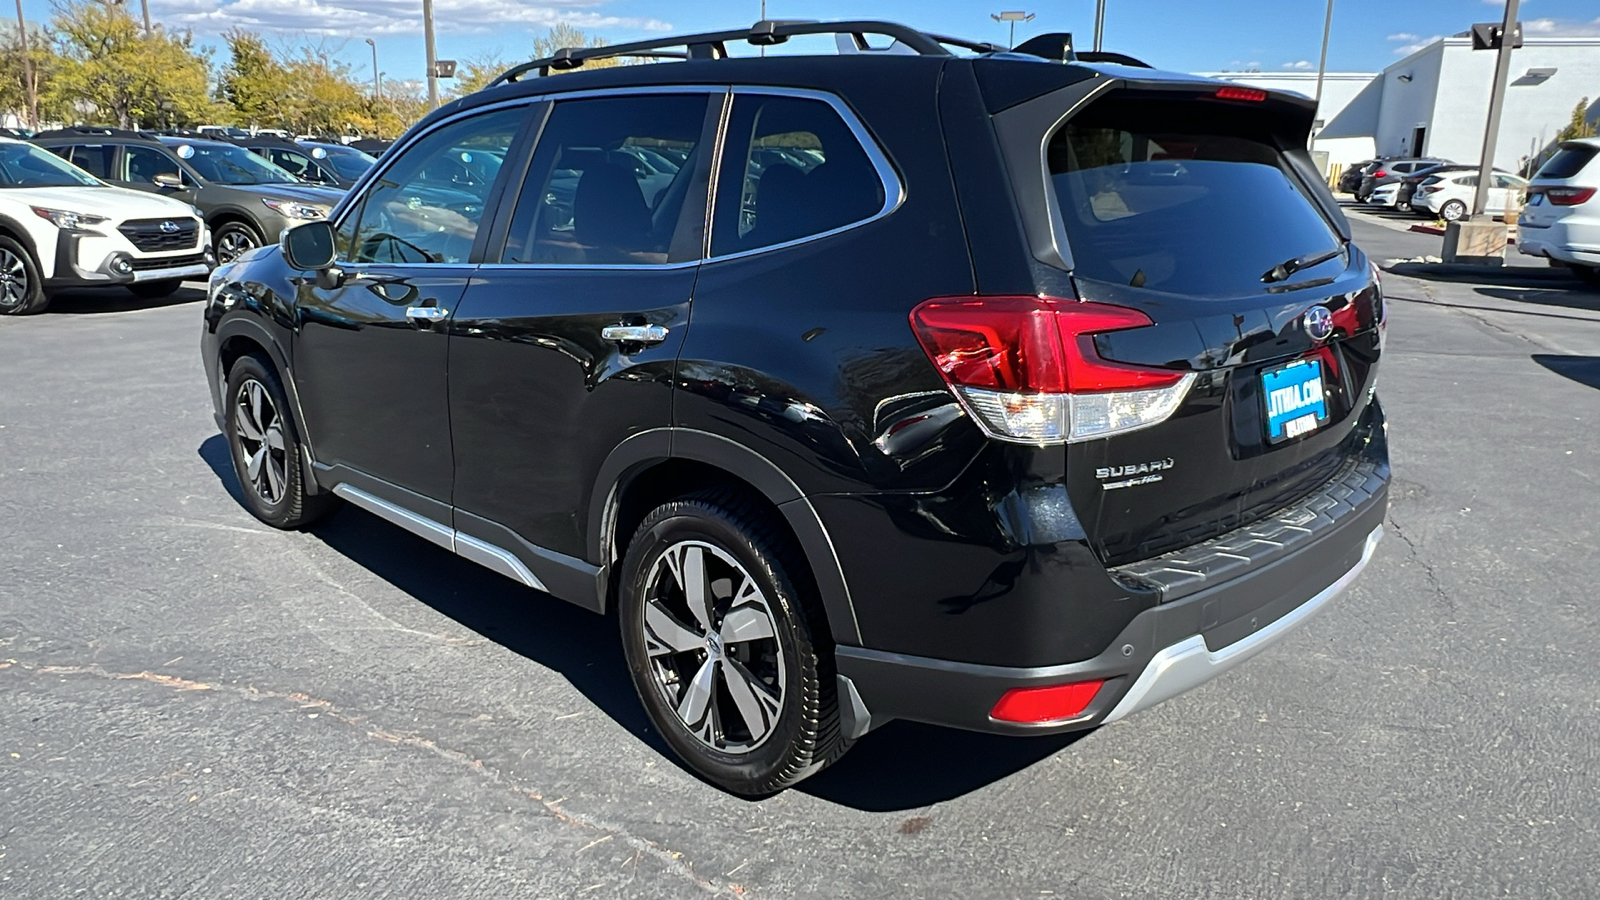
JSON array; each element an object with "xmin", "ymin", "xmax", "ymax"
[{"xmin": 332, "ymin": 484, "xmax": 548, "ymax": 592}]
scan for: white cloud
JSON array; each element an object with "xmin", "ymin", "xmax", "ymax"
[
  {"xmin": 1522, "ymin": 17, "xmax": 1600, "ymax": 37},
  {"xmin": 1385, "ymin": 32, "xmax": 1419, "ymax": 42},
  {"xmin": 1392, "ymin": 34, "xmax": 1443, "ymax": 55},
  {"xmin": 1281, "ymin": 60, "xmax": 1313, "ymax": 70},
  {"xmin": 151, "ymin": 0, "xmax": 670, "ymax": 38}
]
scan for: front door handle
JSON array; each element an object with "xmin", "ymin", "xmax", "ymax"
[
  {"xmin": 405, "ymin": 306, "xmax": 449, "ymax": 322},
  {"xmin": 601, "ymin": 323, "xmax": 670, "ymax": 345}
]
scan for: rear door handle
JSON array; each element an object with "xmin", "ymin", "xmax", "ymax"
[
  {"xmin": 600, "ymin": 324, "xmax": 669, "ymax": 345},
  {"xmin": 405, "ymin": 306, "xmax": 449, "ymax": 322}
]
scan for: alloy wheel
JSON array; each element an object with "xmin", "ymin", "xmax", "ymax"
[
  {"xmin": 641, "ymin": 540, "xmax": 787, "ymax": 753},
  {"xmin": 233, "ymin": 379, "xmax": 289, "ymax": 504},
  {"xmin": 216, "ymin": 228, "xmax": 259, "ymax": 264},
  {"xmin": 1441, "ymin": 201, "xmax": 1466, "ymax": 222},
  {"xmin": 0, "ymin": 248, "xmax": 29, "ymax": 310}
]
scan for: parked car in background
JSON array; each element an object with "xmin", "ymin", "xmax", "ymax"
[
  {"xmin": 227, "ymin": 133, "xmax": 349, "ymax": 189},
  {"xmin": 1339, "ymin": 158, "xmax": 1386, "ymax": 194},
  {"xmin": 1394, "ymin": 164, "xmax": 1483, "ymax": 213},
  {"xmin": 34, "ymin": 128, "xmax": 345, "ymax": 264},
  {"xmin": 1357, "ymin": 157, "xmax": 1452, "ymax": 202},
  {"xmin": 298, "ymin": 141, "xmax": 379, "ymax": 186},
  {"xmin": 0, "ymin": 136, "xmax": 210, "ymax": 314},
  {"xmin": 1518, "ymin": 138, "xmax": 1600, "ymax": 284},
  {"xmin": 1415, "ymin": 170, "xmax": 1528, "ymax": 222},
  {"xmin": 348, "ymin": 138, "xmax": 392, "ymax": 157},
  {"xmin": 200, "ymin": 20, "xmax": 1388, "ymax": 796},
  {"xmin": 197, "ymin": 125, "xmax": 250, "ymax": 140}
]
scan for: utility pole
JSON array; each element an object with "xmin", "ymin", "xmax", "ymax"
[
  {"xmin": 139, "ymin": 0, "xmax": 151, "ymax": 35},
  {"xmin": 990, "ymin": 10, "xmax": 1034, "ymax": 50},
  {"xmin": 365, "ymin": 38, "xmax": 380, "ymax": 100},
  {"xmin": 1313, "ymin": 0, "xmax": 1334, "ymax": 107},
  {"xmin": 1471, "ymin": 0, "xmax": 1520, "ymax": 219},
  {"xmin": 422, "ymin": 0, "xmax": 439, "ymax": 108},
  {"xmin": 1093, "ymin": 0, "xmax": 1106, "ymax": 52},
  {"xmin": 12, "ymin": 0, "xmax": 34, "ymax": 129}
]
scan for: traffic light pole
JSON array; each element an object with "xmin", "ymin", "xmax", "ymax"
[{"xmin": 1471, "ymin": 0, "xmax": 1519, "ymax": 218}]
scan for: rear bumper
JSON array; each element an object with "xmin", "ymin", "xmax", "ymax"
[
  {"xmin": 836, "ymin": 449, "xmax": 1389, "ymax": 737},
  {"xmin": 1515, "ymin": 223, "xmax": 1600, "ymax": 267}
]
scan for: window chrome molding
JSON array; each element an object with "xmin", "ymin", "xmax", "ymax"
[{"xmin": 703, "ymin": 85, "xmax": 907, "ymax": 265}]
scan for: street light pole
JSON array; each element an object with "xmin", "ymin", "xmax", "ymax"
[
  {"xmin": 1471, "ymin": 0, "xmax": 1520, "ymax": 219},
  {"xmin": 990, "ymin": 10, "xmax": 1035, "ymax": 50},
  {"xmin": 1313, "ymin": 0, "xmax": 1334, "ymax": 108},
  {"xmin": 12, "ymin": 0, "xmax": 35, "ymax": 129},
  {"xmin": 422, "ymin": 0, "xmax": 439, "ymax": 108},
  {"xmin": 139, "ymin": 0, "xmax": 151, "ymax": 35},
  {"xmin": 365, "ymin": 38, "xmax": 380, "ymax": 100},
  {"xmin": 1093, "ymin": 0, "xmax": 1107, "ymax": 52}
]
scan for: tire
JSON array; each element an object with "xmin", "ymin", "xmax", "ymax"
[
  {"xmin": 214, "ymin": 221, "xmax": 262, "ymax": 265},
  {"xmin": 1396, "ymin": 200, "xmax": 1412, "ymax": 213},
  {"xmin": 1440, "ymin": 200, "xmax": 1467, "ymax": 222},
  {"xmin": 1576, "ymin": 266, "xmax": 1600, "ymax": 287},
  {"xmin": 128, "ymin": 279, "xmax": 183, "ymax": 300},
  {"xmin": 223, "ymin": 354, "xmax": 333, "ymax": 529},
  {"xmin": 0, "ymin": 235, "xmax": 48, "ymax": 315},
  {"xmin": 618, "ymin": 491, "xmax": 847, "ymax": 796}
]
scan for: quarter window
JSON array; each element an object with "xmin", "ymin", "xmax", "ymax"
[
  {"xmin": 500, "ymin": 95, "xmax": 709, "ymax": 265},
  {"xmin": 66, "ymin": 145, "xmax": 114, "ymax": 179},
  {"xmin": 710, "ymin": 95, "xmax": 886, "ymax": 257},
  {"xmin": 340, "ymin": 106, "xmax": 526, "ymax": 265}
]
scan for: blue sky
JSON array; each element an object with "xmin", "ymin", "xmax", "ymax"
[{"xmin": 21, "ymin": 0, "xmax": 1600, "ymax": 91}]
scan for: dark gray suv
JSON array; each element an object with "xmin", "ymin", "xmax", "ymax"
[{"xmin": 35, "ymin": 128, "xmax": 345, "ymax": 263}]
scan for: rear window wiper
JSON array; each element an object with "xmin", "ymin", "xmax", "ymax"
[{"xmin": 1261, "ymin": 247, "xmax": 1343, "ymax": 284}]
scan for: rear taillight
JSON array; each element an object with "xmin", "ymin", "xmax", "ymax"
[
  {"xmin": 1372, "ymin": 170, "xmax": 1388, "ymax": 178},
  {"xmin": 1546, "ymin": 186, "xmax": 1597, "ymax": 206},
  {"xmin": 910, "ymin": 296, "xmax": 1196, "ymax": 445},
  {"xmin": 1420, "ymin": 185, "xmax": 1442, "ymax": 194}
]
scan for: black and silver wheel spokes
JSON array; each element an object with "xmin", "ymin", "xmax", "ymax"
[
  {"xmin": 643, "ymin": 541, "xmax": 785, "ymax": 753},
  {"xmin": 0, "ymin": 248, "xmax": 28, "ymax": 309},
  {"xmin": 216, "ymin": 230, "xmax": 257, "ymax": 264},
  {"xmin": 234, "ymin": 379, "xmax": 288, "ymax": 504}
]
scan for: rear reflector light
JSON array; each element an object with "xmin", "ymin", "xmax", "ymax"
[
  {"xmin": 910, "ymin": 296, "xmax": 1196, "ymax": 445},
  {"xmin": 1546, "ymin": 186, "xmax": 1597, "ymax": 206},
  {"xmin": 991, "ymin": 680, "xmax": 1105, "ymax": 723},
  {"xmin": 1214, "ymin": 86, "xmax": 1267, "ymax": 103}
]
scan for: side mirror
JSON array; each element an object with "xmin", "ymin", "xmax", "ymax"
[
  {"xmin": 281, "ymin": 220, "xmax": 336, "ymax": 271},
  {"xmin": 153, "ymin": 173, "xmax": 183, "ymax": 189}
]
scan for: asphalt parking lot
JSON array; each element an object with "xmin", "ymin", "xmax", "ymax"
[{"xmin": 2, "ymin": 212, "xmax": 1598, "ymax": 899}]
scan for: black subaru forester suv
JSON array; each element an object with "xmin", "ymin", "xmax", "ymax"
[{"xmin": 201, "ymin": 21, "xmax": 1389, "ymax": 796}]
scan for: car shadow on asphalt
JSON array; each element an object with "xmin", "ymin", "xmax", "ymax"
[
  {"xmin": 1474, "ymin": 286, "xmax": 1600, "ymax": 314},
  {"xmin": 43, "ymin": 286, "xmax": 204, "ymax": 314},
  {"xmin": 1532, "ymin": 355, "xmax": 1600, "ymax": 391},
  {"xmin": 198, "ymin": 433, "xmax": 1087, "ymax": 809},
  {"xmin": 1384, "ymin": 262, "xmax": 1585, "ymax": 288}
]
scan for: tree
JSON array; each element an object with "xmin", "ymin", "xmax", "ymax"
[
  {"xmin": 0, "ymin": 27, "xmax": 64, "ymax": 127},
  {"xmin": 49, "ymin": 0, "xmax": 216, "ymax": 128},
  {"xmin": 531, "ymin": 23, "xmax": 612, "ymax": 62},
  {"xmin": 1557, "ymin": 97, "xmax": 1596, "ymax": 142},
  {"xmin": 218, "ymin": 29, "xmax": 292, "ymax": 128},
  {"xmin": 447, "ymin": 52, "xmax": 516, "ymax": 99}
]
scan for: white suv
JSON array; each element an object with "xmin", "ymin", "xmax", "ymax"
[
  {"xmin": 1518, "ymin": 137, "xmax": 1600, "ymax": 285},
  {"xmin": 0, "ymin": 137, "xmax": 212, "ymax": 315}
]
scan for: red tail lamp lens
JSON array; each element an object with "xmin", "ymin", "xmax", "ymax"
[
  {"xmin": 1214, "ymin": 86, "xmax": 1267, "ymax": 102},
  {"xmin": 909, "ymin": 297, "xmax": 1184, "ymax": 395},
  {"xmin": 1546, "ymin": 187, "xmax": 1597, "ymax": 206},
  {"xmin": 991, "ymin": 680, "xmax": 1105, "ymax": 723}
]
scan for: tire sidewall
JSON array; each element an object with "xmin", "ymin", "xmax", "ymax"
[
  {"xmin": 224, "ymin": 355, "xmax": 303, "ymax": 527},
  {"xmin": 215, "ymin": 222, "xmax": 262, "ymax": 263},
  {"xmin": 0, "ymin": 235, "xmax": 45, "ymax": 315},
  {"xmin": 1441, "ymin": 200, "xmax": 1466, "ymax": 221},
  {"xmin": 618, "ymin": 502, "xmax": 818, "ymax": 795}
]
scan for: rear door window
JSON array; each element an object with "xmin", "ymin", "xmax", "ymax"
[
  {"xmin": 123, "ymin": 145, "xmax": 179, "ymax": 184},
  {"xmin": 67, "ymin": 144, "xmax": 114, "ymax": 179},
  {"xmin": 1048, "ymin": 97, "xmax": 1342, "ymax": 297},
  {"xmin": 710, "ymin": 94, "xmax": 887, "ymax": 257},
  {"xmin": 500, "ymin": 94, "xmax": 710, "ymax": 266},
  {"xmin": 1537, "ymin": 145, "xmax": 1598, "ymax": 180}
]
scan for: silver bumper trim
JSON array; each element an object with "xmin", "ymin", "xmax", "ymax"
[
  {"xmin": 1102, "ymin": 524, "xmax": 1383, "ymax": 724},
  {"xmin": 132, "ymin": 263, "xmax": 210, "ymax": 283}
]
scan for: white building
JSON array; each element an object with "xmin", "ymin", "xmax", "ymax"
[
  {"xmin": 1319, "ymin": 34, "xmax": 1600, "ymax": 174},
  {"xmin": 1198, "ymin": 71, "xmax": 1380, "ymax": 170}
]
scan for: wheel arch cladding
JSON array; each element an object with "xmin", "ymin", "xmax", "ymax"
[
  {"xmin": 591, "ymin": 429, "xmax": 862, "ymax": 645},
  {"xmin": 0, "ymin": 215, "xmax": 44, "ymax": 276},
  {"xmin": 216, "ymin": 321, "xmax": 322, "ymax": 493}
]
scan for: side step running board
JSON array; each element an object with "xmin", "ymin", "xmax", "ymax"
[{"xmin": 332, "ymin": 484, "xmax": 549, "ymax": 592}]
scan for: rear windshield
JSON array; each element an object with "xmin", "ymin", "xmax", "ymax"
[
  {"xmin": 1537, "ymin": 145, "xmax": 1598, "ymax": 181},
  {"xmin": 1048, "ymin": 98, "xmax": 1341, "ymax": 297}
]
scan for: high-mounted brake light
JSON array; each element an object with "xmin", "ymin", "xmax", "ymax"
[
  {"xmin": 910, "ymin": 296, "xmax": 1196, "ymax": 445},
  {"xmin": 1214, "ymin": 86, "xmax": 1267, "ymax": 103},
  {"xmin": 991, "ymin": 680, "xmax": 1105, "ymax": 724},
  {"xmin": 1545, "ymin": 186, "xmax": 1597, "ymax": 206}
]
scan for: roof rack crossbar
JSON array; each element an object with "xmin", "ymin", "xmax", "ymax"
[{"xmin": 490, "ymin": 19, "xmax": 982, "ymax": 87}]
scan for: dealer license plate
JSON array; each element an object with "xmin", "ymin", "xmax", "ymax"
[{"xmin": 1261, "ymin": 359, "xmax": 1328, "ymax": 443}]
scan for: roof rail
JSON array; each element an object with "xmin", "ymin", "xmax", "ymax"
[
  {"xmin": 489, "ymin": 19, "xmax": 1004, "ymax": 86},
  {"xmin": 32, "ymin": 125, "xmax": 154, "ymax": 141}
]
